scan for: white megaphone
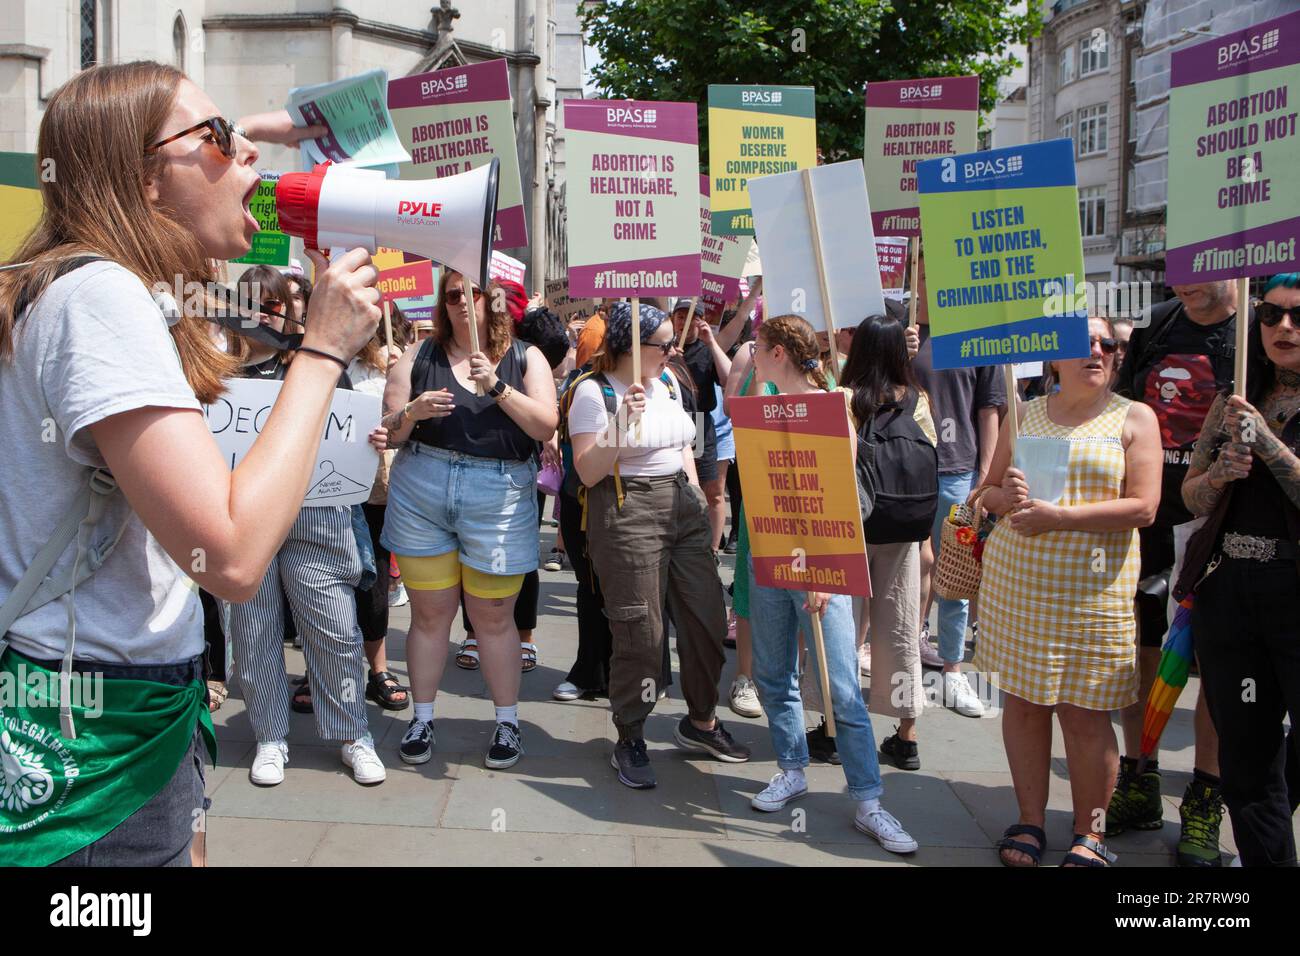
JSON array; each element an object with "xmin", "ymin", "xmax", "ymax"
[{"xmin": 276, "ymin": 158, "xmax": 500, "ymax": 288}]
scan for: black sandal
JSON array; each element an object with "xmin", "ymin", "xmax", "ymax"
[
  {"xmin": 290, "ymin": 678, "xmax": 313, "ymax": 714},
  {"xmin": 366, "ymin": 670, "xmax": 410, "ymax": 711},
  {"xmin": 997, "ymin": 823, "xmax": 1046, "ymax": 868},
  {"xmin": 1062, "ymin": 833, "xmax": 1117, "ymax": 867}
]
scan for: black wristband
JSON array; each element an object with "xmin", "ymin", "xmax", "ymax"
[{"xmin": 297, "ymin": 346, "xmax": 349, "ymax": 372}]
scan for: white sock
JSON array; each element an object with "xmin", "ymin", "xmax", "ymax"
[
  {"xmin": 857, "ymin": 797, "xmax": 881, "ymax": 816},
  {"xmin": 495, "ymin": 705, "xmax": 518, "ymax": 726},
  {"xmin": 414, "ymin": 701, "xmax": 434, "ymax": 723}
]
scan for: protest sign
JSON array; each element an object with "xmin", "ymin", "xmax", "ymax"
[
  {"xmin": 544, "ymin": 278, "xmax": 599, "ymax": 324},
  {"xmin": 748, "ymin": 160, "xmax": 886, "ymax": 356},
  {"xmin": 204, "ymin": 379, "xmax": 381, "ymax": 506},
  {"xmin": 563, "ymin": 100, "xmax": 701, "ymax": 298},
  {"xmin": 394, "ymin": 288, "xmax": 438, "ymax": 322},
  {"xmin": 876, "ymin": 236, "xmax": 910, "ymax": 299},
  {"xmin": 707, "ymin": 85, "xmax": 817, "ymax": 236},
  {"xmin": 287, "ymin": 70, "xmax": 411, "ymax": 172},
  {"xmin": 698, "ymin": 174, "xmax": 752, "ymax": 319},
  {"xmin": 916, "ymin": 139, "xmax": 1089, "ymax": 370},
  {"xmin": 231, "ymin": 171, "xmax": 290, "ymax": 266},
  {"xmin": 743, "ymin": 241, "xmax": 763, "ymax": 278},
  {"xmin": 731, "ymin": 392, "xmax": 869, "ymax": 597},
  {"xmin": 372, "ymin": 247, "xmax": 436, "ymax": 303},
  {"xmin": 1166, "ymin": 9, "xmax": 1300, "ymax": 285},
  {"xmin": 388, "ymin": 59, "xmax": 528, "ymax": 249},
  {"xmin": 490, "ymin": 250, "xmax": 528, "ymax": 286},
  {"xmin": 0, "ymin": 152, "xmax": 41, "ymax": 260},
  {"xmin": 863, "ymin": 76, "xmax": 980, "ymax": 237}
]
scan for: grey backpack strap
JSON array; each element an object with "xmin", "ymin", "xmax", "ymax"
[{"xmin": 0, "ymin": 468, "xmax": 125, "ymax": 737}]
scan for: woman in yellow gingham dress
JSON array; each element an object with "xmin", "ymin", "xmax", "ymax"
[
  {"xmin": 975, "ymin": 394, "xmax": 1141, "ymax": 708},
  {"xmin": 972, "ymin": 317, "xmax": 1162, "ymax": 868}
]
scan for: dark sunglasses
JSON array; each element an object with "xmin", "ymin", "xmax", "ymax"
[
  {"xmin": 644, "ymin": 339, "xmax": 675, "ymax": 354},
  {"xmin": 1256, "ymin": 302, "xmax": 1296, "ymax": 328},
  {"xmin": 146, "ymin": 116, "xmax": 244, "ymax": 159},
  {"xmin": 444, "ymin": 287, "xmax": 484, "ymax": 305},
  {"xmin": 1091, "ymin": 335, "xmax": 1119, "ymax": 355}
]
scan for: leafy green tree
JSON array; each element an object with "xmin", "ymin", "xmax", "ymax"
[{"xmin": 582, "ymin": 0, "xmax": 1042, "ymax": 161}]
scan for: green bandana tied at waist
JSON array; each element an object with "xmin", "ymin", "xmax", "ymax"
[{"xmin": 0, "ymin": 648, "xmax": 216, "ymax": 867}]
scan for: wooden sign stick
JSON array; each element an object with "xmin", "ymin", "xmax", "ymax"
[
  {"xmin": 677, "ymin": 297, "xmax": 699, "ymax": 351},
  {"xmin": 1234, "ymin": 276, "xmax": 1250, "ymax": 397},
  {"xmin": 907, "ymin": 236, "xmax": 921, "ymax": 328},
  {"xmin": 802, "ymin": 168, "xmax": 841, "ymax": 379}
]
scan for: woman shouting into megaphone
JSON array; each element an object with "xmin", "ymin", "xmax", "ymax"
[{"xmin": 0, "ymin": 63, "xmax": 380, "ymax": 867}]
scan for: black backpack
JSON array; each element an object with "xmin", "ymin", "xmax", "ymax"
[{"xmin": 857, "ymin": 389, "xmax": 939, "ymax": 544}]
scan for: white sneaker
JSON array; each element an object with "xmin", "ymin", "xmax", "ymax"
[
  {"xmin": 918, "ymin": 626, "xmax": 944, "ymax": 668},
  {"xmin": 751, "ymin": 770, "xmax": 808, "ymax": 812},
  {"xmin": 543, "ymin": 548, "xmax": 564, "ymax": 572},
  {"xmin": 943, "ymin": 670, "xmax": 986, "ymax": 718},
  {"xmin": 552, "ymin": 681, "xmax": 582, "ymax": 702},
  {"xmin": 342, "ymin": 733, "xmax": 387, "ymax": 785},
  {"xmin": 388, "ymin": 583, "xmax": 409, "ymax": 608},
  {"xmin": 858, "ymin": 642, "xmax": 872, "ymax": 676},
  {"xmin": 729, "ymin": 675, "xmax": 762, "ymax": 718},
  {"xmin": 250, "ymin": 740, "xmax": 288, "ymax": 786},
  {"xmin": 854, "ymin": 803, "xmax": 919, "ymax": 854}
]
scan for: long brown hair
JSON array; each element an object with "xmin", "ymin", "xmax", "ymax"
[
  {"xmin": 757, "ymin": 314, "xmax": 829, "ymax": 391},
  {"xmin": 358, "ymin": 304, "xmax": 409, "ymax": 372},
  {"xmin": 0, "ymin": 62, "xmax": 236, "ymax": 402},
  {"xmin": 434, "ymin": 270, "xmax": 512, "ymax": 362}
]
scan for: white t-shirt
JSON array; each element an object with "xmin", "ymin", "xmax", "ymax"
[
  {"xmin": 567, "ymin": 372, "xmax": 697, "ymax": 477},
  {"xmin": 347, "ymin": 357, "xmax": 389, "ymax": 400},
  {"xmin": 0, "ymin": 261, "xmax": 204, "ymax": 664}
]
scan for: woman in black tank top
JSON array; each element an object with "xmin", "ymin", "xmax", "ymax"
[
  {"xmin": 376, "ymin": 269, "xmax": 557, "ymax": 770},
  {"xmin": 1182, "ymin": 273, "xmax": 1300, "ymax": 866}
]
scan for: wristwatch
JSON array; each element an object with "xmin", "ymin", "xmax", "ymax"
[{"xmin": 487, "ymin": 379, "xmax": 507, "ymax": 399}]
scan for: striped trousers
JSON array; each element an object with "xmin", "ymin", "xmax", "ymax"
[{"xmin": 229, "ymin": 505, "xmax": 370, "ymax": 743}]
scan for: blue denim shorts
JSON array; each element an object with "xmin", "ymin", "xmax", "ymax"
[{"xmin": 380, "ymin": 442, "xmax": 539, "ymax": 576}]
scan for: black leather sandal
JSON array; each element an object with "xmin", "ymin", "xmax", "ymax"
[
  {"xmin": 1062, "ymin": 833, "xmax": 1117, "ymax": 867},
  {"xmin": 997, "ymin": 823, "xmax": 1046, "ymax": 867},
  {"xmin": 366, "ymin": 670, "xmax": 409, "ymax": 711}
]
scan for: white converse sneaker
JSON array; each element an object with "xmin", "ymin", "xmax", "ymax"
[
  {"xmin": 250, "ymin": 740, "xmax": 288, "ymax": 786},
  {"xmin": 388, "ymin": 582, "xmax": 409, "ymax": 607},
  {"xmin": 342, "ymin": 733, "xmax": 387, "ymax": 785},
  {"xmin": 858, "ymin": 642, "xmax": 872, "ymax": 676},
  {"xmin": 751, "ymin": 770, "xmax": 809, "ymax": 812},
  {"xmin": 943, "ymin": 670, "xmax": 986, "ymax": 718},
  {"xmin": 729, "ymin": 675, "xmax": 762, "ymax": 718},
  {"xmin": 854, "ymin": 803, "xmax": 919, "ymax": 853}
]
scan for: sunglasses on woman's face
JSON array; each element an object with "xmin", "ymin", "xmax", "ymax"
[
  {"xmin": 444, "ymin": 287, "xmax": 484, "ymax": 306},
  {"xmin": 644, "ymin": 339, "xmax": 675, "ymax": 355},
  {"xmin": 146, "ymin": 116, "xmax": 244, "ymax": 160},
  {"xmin": 1090, "ymin": 335, "xmax": 1119, "ymax": 355},
  {"xmin": 1256, "ymin": 302, "xmax": 1297, "ymax": 328}
]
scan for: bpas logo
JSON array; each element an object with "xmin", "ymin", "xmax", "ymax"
[
  {"xmin": 1218, "ymin": 27, "xmax": 1280, "ymax": 65},
  {"xmin": 421, "ymin": 74, "xmax": 470, "ymax": 96},
  {"xmin": 763, "ymin": 400, "xmax": 809, "ymax": 420},
  {"xmin": 943, "ymin": 153, "xmax": 1023, "ymax": 183},
  {"xmin": 900, "ymin": 83, "xmax": 943, "ymax": 100},
  {"xmin": 606, "ymin": 106, "xmax": 657, "ymax": 125},
  {"xmin": 396, "ymin": 200, "xmax": 443, "ymax": 220},
  {"xmin": 742, "ymin": 90, "xmax": 783, "ymax": 105}
]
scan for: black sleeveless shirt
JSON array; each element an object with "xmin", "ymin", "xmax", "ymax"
[
  {"xmin": 1219, "ymin": 411, "xmax": 1300, "ymax": 542},
  {"xmin": 408, "ymin": 338, "xmax": 534, "ymax": 462}
]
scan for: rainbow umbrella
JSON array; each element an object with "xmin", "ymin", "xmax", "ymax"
[{"xmin": 1138, "ymin": 594, "xmax": 1195, "ymax": 770}]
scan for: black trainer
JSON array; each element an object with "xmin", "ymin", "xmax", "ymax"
[
  {"xmin": 807, "ymin": 718, "xmax": 840, "ymax": 765},
  {"xmin": 723, "ymin": 532, "xmax": 738, "ymax": 555},
  {"xmin": 485, "ymin": 721, "xmax": 523, "ymax": 769},
  {"xmin": 880, "ymin": 728, "xmax": 921, "ymax": 771},
  {"xmin": 673, "ymin": 715, "xmax": 751, "ymax": 762},
  {"xmin": 611, "ymin": 738, "xmax": 657, "ymax": 789},
  {"xmin": 399, "ymin": 718, "xmax": 434, "ymax": 765}
]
